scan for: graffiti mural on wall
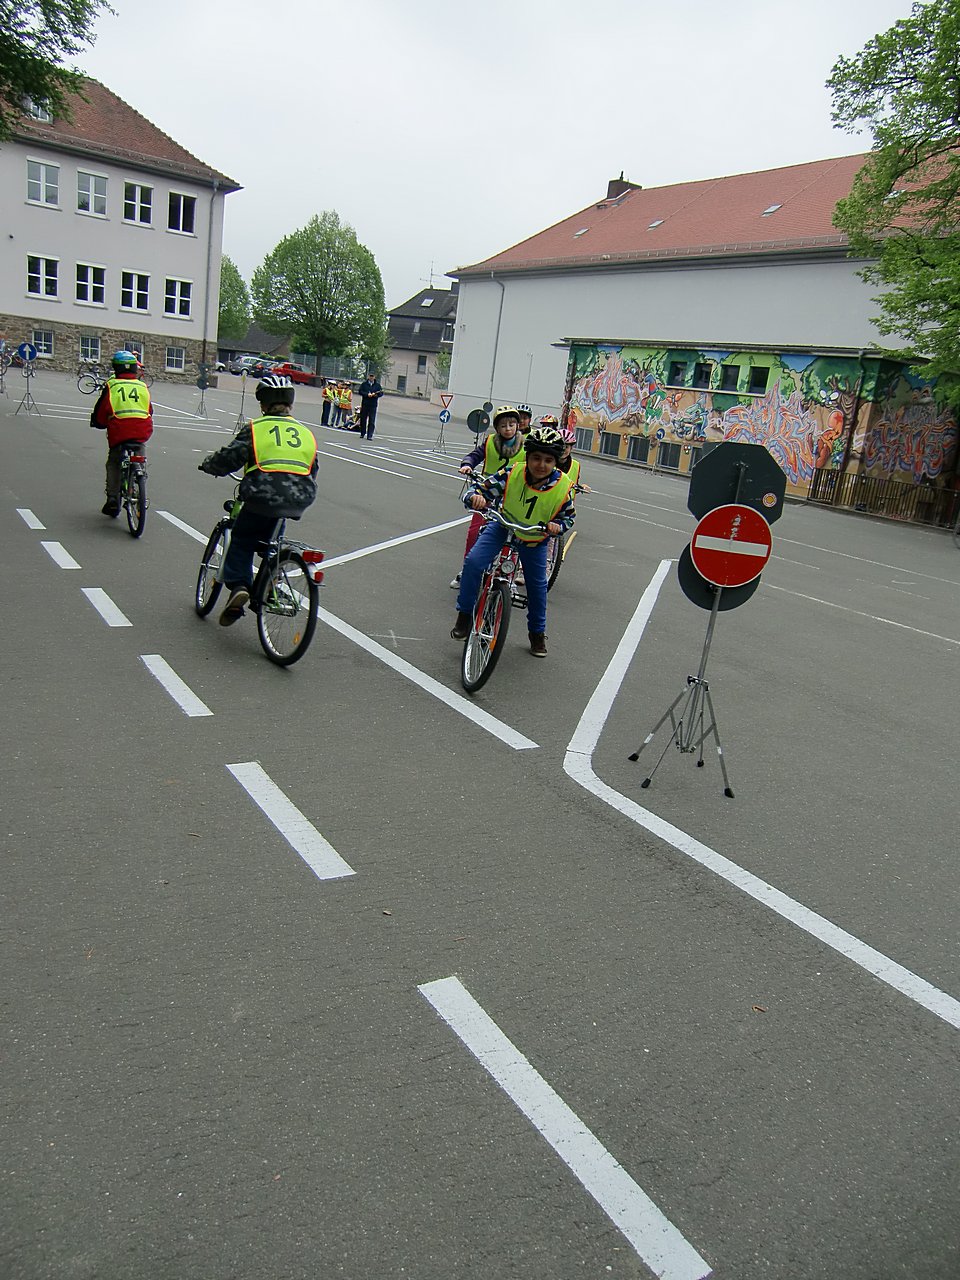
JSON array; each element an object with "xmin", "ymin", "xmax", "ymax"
[{"xmin": 566, "ymin": 344, "xmax": 958, "ymax": 492}]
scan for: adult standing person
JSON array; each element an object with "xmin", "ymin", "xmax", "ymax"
[
  {"xmin": 358, "ymin": 370, "xmax": 383, "ymax": 440},
  {"xmin": 337, "ymin": 380, "xmax": 355, "ymax": 431},
  {"xmin": 89, "ymin": 350, "xmax": 153, "ymax": 516},
  {"xmin": 320, "ymin": 378, "xmax": 334, "ymax": 427}
]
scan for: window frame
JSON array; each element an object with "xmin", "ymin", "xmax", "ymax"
[
  {"xmin": 25, "ymin": 98, "xmax": 53, "ymax": 122},
  {"xmin": 26, "ymin": 158, "xmax": 59, "ymax": 207},
  {"xmin": 120, "ymin": 269, "xmax": 150, "ymax": 313},
  {"xmin": 77, "ymin": 169, "xmax": 108, "ymax": 217},
  {"xmin": 165, "ymin": 345, "xmax": 186, "ymax": 372},
  {"xmin": 163, "ymin": 277, "xmax": 193, "ymax": 319},
  {"xmin": 31, "ymin": 329, "xmax": 54, "ymax": 357},
  {"xmin": 417, "ymin": 353, "xmax": 428, "ymax": 374},
  {"xmin": 719, "ymin": 364, "xmax": 740, "ymax": 392},
  {"xmin": 667, "ymin": 360, "xmax": 688, "ymax": 386},
  {"xmin": 123, "ymin": 181, "xmax": 153, "ymax": 226},
  {"xmin": 748, "ymin": 366, "xmax": 770, "ymax": 395},
  {"xmin": 691, "ymin": 361, "xmax": 712, "ymax": 390},
  {"xmin": 27, "ymin": 254, "xmax": 59, "ymax": 298},
  {"xmin": 75, "ymin": 261, "xmax": 107, "ymax": 306},
  {"xmin": 167, "ymin": 190, "xmax": 197, "ymax": 235},
  {"xmin": 79, "ymin": 334, "xmax": 101, "ymax": 363}
]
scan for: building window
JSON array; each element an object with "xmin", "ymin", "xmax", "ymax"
[
  {"xmin": 692, "ymin": 362, "xmax": 712, "ymax": 389},
  {"xmin": 79, "ymin": 335, "xmax": 101, "ymax": 363},
  {"xmin": 27, "ymin": 160, "xmax": 59, "ymax": 205},
  {"xmin": 77, "ymin": 171, "xmax": 107, "ymax": 216},
  {"xmin": 164, "ymin": 278, "xmax": 192, "ymax": 317},
  {"xmin": 32, "ymin": 330, "xmax": 54, "ymax": 356},
  {"xmin": 76, "ymin": 263, "xmax": 106, "ymax": 305},
  {"xmin": 748, "ymin": 366, "xmax": 769, "ymax": 395},
  {"xmin": 25, "ymin": 98, "xmax": 52, "ymax": 122},
  {"xmin": 719, "ymin": 364, "xmax": 740, "ymax": 392},
  {"xmin": 412, "ymin": 321, "xmax": 421, "ymax": 335},
  {"xmin": 168, "ymin": 192, "xmax": 196, "ymax": 234},
  {"xmin": 667, "ymin": 360, "xmax": 687, "ymax": 385},
  {"xmin": 27, "ymin": 255, "xmax": 58, "ymax": 297},
  {"xmin": 420, "ymin": 296, "xmax": 434, "ymax": 307},
  {"xmin": 123, "ymin": 338, "xmax": 145, "ymax": 361},
  {"xmin": 397, "ymin": 374, "xmax": 407, "ymax": 393},
  {"xmin": 599, "ymin": 431, "xmax": 621, "ymax": 457},
  {"xmin": 121, "ymin": 271, "xmax": 149, "ymax": 311},
  {"xmin": 417, "ymin": 354, "xmax": 427, "ymax": 374},
  {"xmin": 123, "ymin": 183, "xmax": 152, "ymax": 224},
  {"xmin": 626, "ymin": 435, "xmax": 651, "ymax": 464},
  {"xmin": 574, "ymin": 426, "xmax": 594, "ymax": 452},
  {"xmin": 657, "ymin": 441, "xmax": 681, "ymax": 470},
  {"xmin": 442, "ymin": 322, "xmax": 455, "ymax": 342},
  {"xmin": 165, "ymin": 346, "xmax": 186, "ymax": 372}
]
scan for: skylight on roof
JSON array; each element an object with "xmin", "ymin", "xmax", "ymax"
[
  {"xmin": 761, "ymin": 204, "xmax": 782, "ymax": 216},
  {"xmin": 573, "ymin": 227, "xmax": 589, "ymax": 237},
  {"xmin": 648, "ymin": 219, "xmax": 664, "ymax": 229},
  {"xmin": 421, "ymin": 296, "xmax": 434, "ymax": 306}
]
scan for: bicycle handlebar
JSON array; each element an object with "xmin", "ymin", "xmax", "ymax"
[{"xmin": 480, "ymin": 506, "xmax": 547, "ymax": 534}]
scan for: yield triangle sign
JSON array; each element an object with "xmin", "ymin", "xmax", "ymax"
[{"xmin": 440, "ymin": 393, "xmax": 454, "ymax": 409}]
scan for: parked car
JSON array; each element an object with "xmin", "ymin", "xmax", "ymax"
[
  {"xmin": 229, "ymin": 354, "xmax": 261, "ymax": 375},
  {"xmin": 265, "ymin": 361, "xmax": 316, "ymax": 387}
]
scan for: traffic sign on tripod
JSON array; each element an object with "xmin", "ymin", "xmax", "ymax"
[{"xmin": 690, "ymin": 503, "xmax": 772, "ymax": 588}]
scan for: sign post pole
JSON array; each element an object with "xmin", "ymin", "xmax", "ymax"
[{"xmin": 14, "ymin": 343, "xmax": 41, "ymax": 417}]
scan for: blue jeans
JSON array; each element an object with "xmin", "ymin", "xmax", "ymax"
[
  {"xmin": 456, "ymin": 522, "xmax": 549, "ymax": 635},
  {"xmin": 223, "ymin": 509, "xmax": 280, "ymax": 592}
]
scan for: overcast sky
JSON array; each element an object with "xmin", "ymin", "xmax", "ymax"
[{"xmin": 77, "ymin": 0, "xmax": 912, "ymax": 309}]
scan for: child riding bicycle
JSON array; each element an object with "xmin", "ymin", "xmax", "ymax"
[
  {"xmin": 198, "ymin": 375, "xmax": 318, "ymax": 626},
  {"xmin": 450, "ymin": 404, "xmax": 526, "ymax": 586},
  {"xmin": 451, "ymin": 424, "xmax": 576, "ymax": 657},
  {"xmin": 90, "ymin": 350, "xmax": 153, "ymax": 516}
]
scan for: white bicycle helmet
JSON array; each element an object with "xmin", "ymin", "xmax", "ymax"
[{"xmin": 256, "ymin": 374, "xmax": 295, "ymax": 406}]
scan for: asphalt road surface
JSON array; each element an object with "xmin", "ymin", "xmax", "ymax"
[{"xmin": 3, "ymin": 370, "xmax": 959, "ymax": 1279}]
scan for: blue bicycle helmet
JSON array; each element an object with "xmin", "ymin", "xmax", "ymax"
[{"xmin": 111, "ymin": 350, "xmax": 138, "ymax": 372}]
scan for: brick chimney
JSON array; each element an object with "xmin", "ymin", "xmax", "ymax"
[{"xmin": 606, "ymin": 172, "xmax": 641, "ymax": 200}]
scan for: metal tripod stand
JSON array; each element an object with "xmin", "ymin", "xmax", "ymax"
[
  {"xmin": 628, "ymin": 585, "xmax": 734, "ymax": 797},
  {"xmin": 15, "ymin": 364, "xmax": 41, "ymax": 417}
]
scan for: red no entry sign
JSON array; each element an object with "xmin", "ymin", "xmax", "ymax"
[{"xmin": 690, "ymin": 503, "xmax": 772, "ymax": 588}]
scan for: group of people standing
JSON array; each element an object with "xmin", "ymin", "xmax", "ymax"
[{"xmin": 319, "ymin": 373, "xmax": 383, "ymax": 439}]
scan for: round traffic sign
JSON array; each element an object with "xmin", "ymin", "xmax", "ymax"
[
  {"xmin": 438, "ymin": 409, "xmax": 451, "ymax": 423},
  {"xmin": 690, "ymin": 503, "xmax": 772, "ymax": 588},
  {"xmin": 17, "ymin": 342, "xmax": 37, "ymax": 362}
]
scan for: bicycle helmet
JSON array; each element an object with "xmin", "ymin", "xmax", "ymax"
[
  {"xmin": 538, "ymin": 414, "xmax": 559, "ymax": 428},
  {"xmin": 516, "ymin": 403, "xmax": 532, "ymax": 417},
  {"xmin": 255, "ymin": 374, "xmax": 295, "ymax": 406},
  {"xmin": 560, "ymin": 425, "xmax": 576, "ymax": 445},
  {"xmin": 523, "ymin": 424, "xmax": 564, "ymax": 460},
  {"xmin": 111, "ymin": 350, "xmax": 138, "ymax": 372},
  {"xmin": 493, "ymin": 405, "xmax": 520, "ymax": 427}
]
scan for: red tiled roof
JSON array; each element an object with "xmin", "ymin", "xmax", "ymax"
[
  {"xmin": 12, "ymin": 78, "xmax": 240, "ymax": 191},
  {"xmin": 453, "ymin": 153, "xmax": 870, "ymax": 275}
]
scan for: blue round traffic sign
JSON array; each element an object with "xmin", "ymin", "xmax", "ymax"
[
  {"xmin": 17, "ymin": 342, "xmax": 37, "ymax": 362},
  {"xmin": 438, "ymin": 409, "xmax": 451, "ymax": 424}
]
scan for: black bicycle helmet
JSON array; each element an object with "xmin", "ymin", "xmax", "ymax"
[
  {"xmin": 255, "ymin": 374, "xmax": 295, "ymax": 406},
  {"xmin": 523, "ymin": 424, "xmax": 564, "ymax": 460}
]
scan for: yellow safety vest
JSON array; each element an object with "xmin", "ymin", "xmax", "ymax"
[
  {"xmin": 501, "ymin": 464, "xmax": 574, "ymax": 542},
  {"xmin": 338, "ymin": 388, "xmax": 352, "ymax": 409},
  {"xmin": 564, "ymin": 456, "xmax": 581, "ymax": 488},
  {"xmin": 106, "ymin": 377, "xmax": 151, "ymax": 420},
  {"xmin": 483, "ymin": 433, "xmax": 522, "ymax": 475},
  {"xmin": 248, "ymin": 416, "xmax": 317, "ymax": 475}
]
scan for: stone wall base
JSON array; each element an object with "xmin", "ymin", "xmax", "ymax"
[{"xmin": 0, "ymin": 311, "xmax": 210, "ymax": 383}]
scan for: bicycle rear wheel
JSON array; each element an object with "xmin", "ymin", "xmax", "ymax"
[
  {"xmin": 256, "ymin": 550, "xmax": 318, "ymax": 665},
  {"xmin": 78, "ymin": 373, "xmax": 100, "ymax": 395},
  {"xmin": 196, "ymin": 518, "xmax": 229, "ymax": 616},
  {"xmin": 124, "ymin": 471, "xmax": 146, "ymax": 538},
  {"xmin": 545, "ymin": 533, "xmax": 565, "ymax": 592},
  {"xmin": 461, "ymin": 577, "xmax": 510, "ymax": 693}
]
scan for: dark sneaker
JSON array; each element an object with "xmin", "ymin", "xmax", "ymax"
[
  {"xmin": 449, "ymin": 573, "xmax": 461, "ymax": 589},
  {"xmin": 450, "ymin": 611, "xmax": 472, "ymax": 640},
  {"xmin": 219, "ymin": 588, "xmax": 250, "ymax": 627},
  {"xmin": 529, "ymin": 632, "xmax": 548, "ymax": 657},
  {"xmin": 101, "ymin": 498, "xmax": 120, "ymax": 517}
]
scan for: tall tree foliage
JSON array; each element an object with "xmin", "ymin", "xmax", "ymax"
[
  {"xmin": 252, "ymin": 212, "xmax": 386, "ymax": 367},
  {"xmin": 0, "ymin": 1, "xmax": 110, "ymax": 140},
  {"xmin": 217, "ymin": 254, "xmax": 250, "ymax": 341},
  {"xmin": 828, "ymin": 0, "xmax": 960, "ymax": 407}
]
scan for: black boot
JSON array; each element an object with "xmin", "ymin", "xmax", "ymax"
[{"xmin": 451, "ymin": 611, "xmax": 471, "ymax": 640}]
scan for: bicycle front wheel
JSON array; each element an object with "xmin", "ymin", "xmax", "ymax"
[
  {"xmin": 196, "ymin": 518, "xmax": 229, "ymax": 616},
  {"xmin": 78, "ymin": 374, "xmax": 100, "ymax": 395},
  {"xmin": 124, "ymin": 472, "xmax": 147, "ymax": 538},
  {"xmin": 256, "ymin": 550, "xmax": 318, "ymax": 665},
  {"xmin": 461, "ymin": 577, "xmax": 510, "ymax": 694},
  {"xmin": 140, "ymin": 372, "xmax": 154, "ymax": 388},
  {"xmin": 545, "ymin": 533, "xmax": 565, "ymax": 592}
]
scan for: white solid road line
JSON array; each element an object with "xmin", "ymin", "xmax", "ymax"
[
  {"xmin": 317, "ymin": 605, "xmax": 537, "ymax": 751},
  {"xmin": 226, "ymin": 761, "xmax": 355, "ymax": 881},
  {"xmin": 40, "ymin": 541, "xmax": 81, "ymax": 569},
  {"xmin": 419, "ymin": 976, "xmax": 712, "ymax": 1280},
  {"xmin": 156, "ymin": 510, "xmax": 209, "ymax": 543},
  {"xmin": 564, "ymin": 560, "xmax": 960, "ymax": 1033},
  {"xmin": 81, "ymin": 587, "xmax": 132, "ymax": 627},
  {"xmin": 16, "ymin": 508, "xmax": 45, "ymax": 529},
  {"xmin": 322, "ymin": 516, "xmax": 469, "ymax": 567},
  {"xmin": 140, "ymin": 654, "xmax": 213, "ymax": 717}
]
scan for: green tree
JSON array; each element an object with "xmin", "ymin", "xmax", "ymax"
[
  {"xmin": 433, "ymin": 349, "xmax": 451, "ymax": 390},
  {"xmin": 0, "ymin": 1, "xmax": 111, "ymax": 141},
  {"xmin": 828, "ymin": 0, "xmax": 960, "ymax": 408},
  {"xmin": 217, "ymin": 254, "xmax": 250, "ymax": 341},
  {"xmin": 252, "ymin": 212, "xmax": 386, "ymax": 367}
]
